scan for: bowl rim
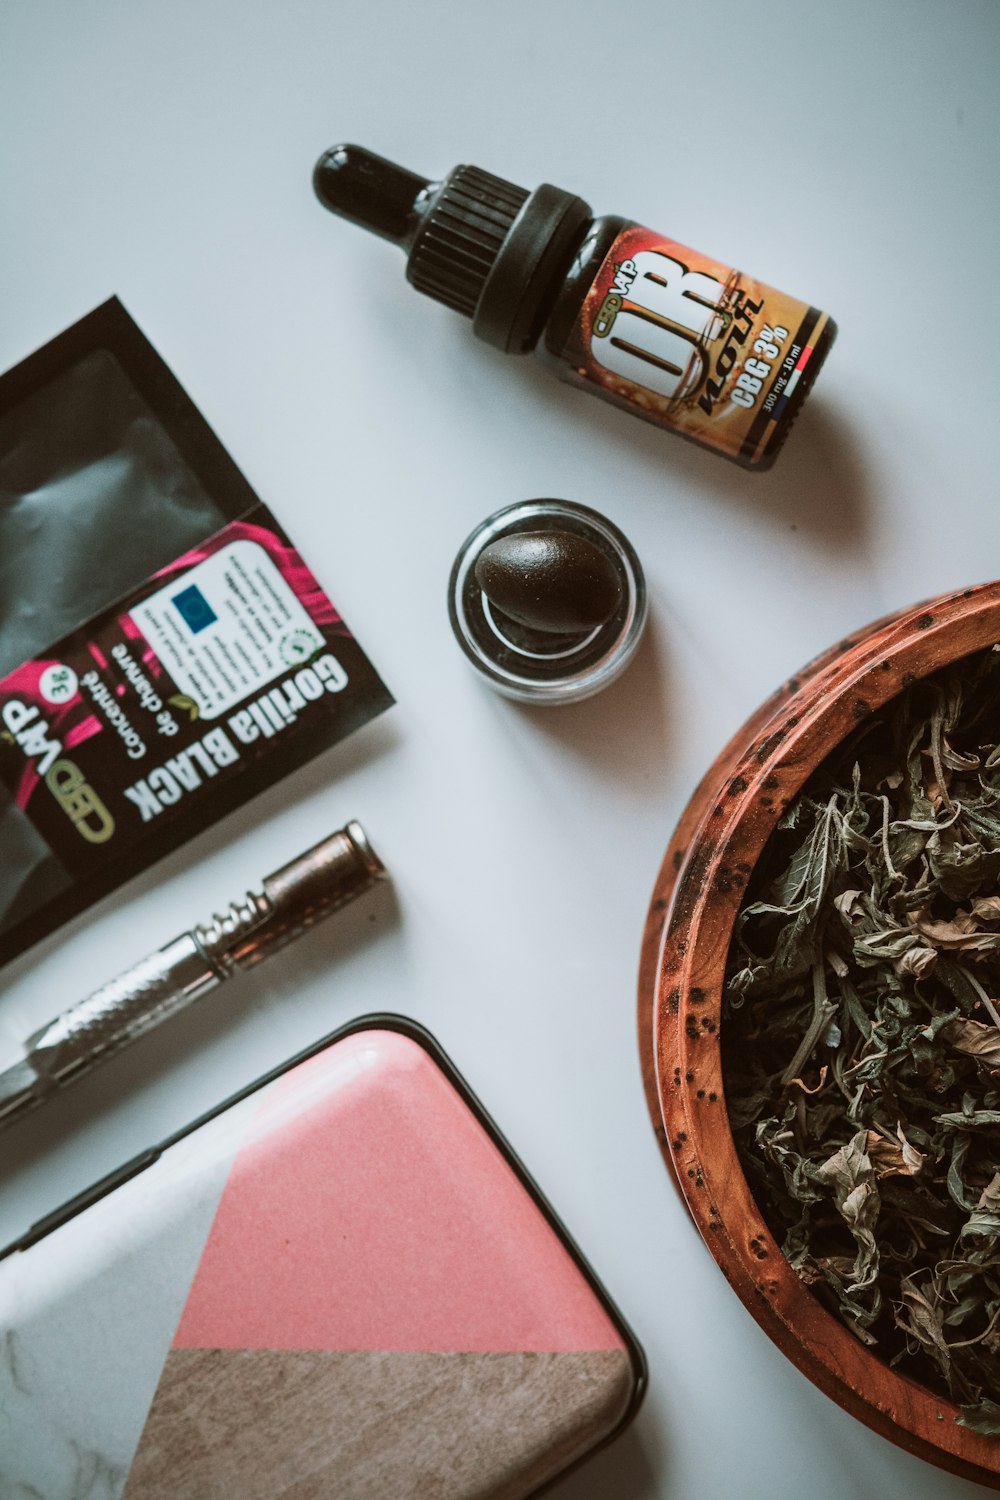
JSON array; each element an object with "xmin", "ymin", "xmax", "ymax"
[{"xmin": 639, "ymin": 580, "xmax": 1000, "ymax": 1490}]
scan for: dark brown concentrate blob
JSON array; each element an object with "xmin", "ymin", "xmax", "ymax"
[{"xmin": 474, "ymin": 531, "xmax": 622, "ymax": 634}]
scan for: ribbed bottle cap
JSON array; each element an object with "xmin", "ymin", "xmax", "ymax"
[
  {"xmin": 313, "ymin": 146, "xmax": 592, "ymax": 356},
  {"xmin": 406, "ymin": 166, "xmax": 529, "ymax": 318}
]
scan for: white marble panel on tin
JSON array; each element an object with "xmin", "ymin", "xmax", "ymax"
[{"xmin": 0, "ymin": 1089, "xmax": 256, "ymax": 1500}]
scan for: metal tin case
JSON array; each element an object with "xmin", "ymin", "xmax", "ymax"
[{"xmin": 0, "ymin": 1015, "xmax": 645, "ymax": 1498}]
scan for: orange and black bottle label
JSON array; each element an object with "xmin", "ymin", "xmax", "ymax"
[{"xmin": 564, "ymin": 224, "xmax": 834, "ymax": 467}]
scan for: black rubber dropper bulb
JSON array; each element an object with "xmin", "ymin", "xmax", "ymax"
[{"xmin": 313, "ymin": 145, "xmax": 430, "ymax": 247}]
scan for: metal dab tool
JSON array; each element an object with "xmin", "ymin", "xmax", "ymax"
[{"xmin": 0, "ymin": 821, "xmax": 385, "ymax": 1131}]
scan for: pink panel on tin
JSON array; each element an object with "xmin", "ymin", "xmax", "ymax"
[{"xmin": 174, "ymin": 1029, "xmax": 625, "ymax": 1354}]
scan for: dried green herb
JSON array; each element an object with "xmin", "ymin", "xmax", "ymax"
[{"xmin": 723, "ymin": 645, "xmax": 1000, "ymax": 1433}]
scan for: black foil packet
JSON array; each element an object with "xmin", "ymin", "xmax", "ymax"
[{"xmin": 0, "ymin": 300, "xmax": 392, "ymax": 968}]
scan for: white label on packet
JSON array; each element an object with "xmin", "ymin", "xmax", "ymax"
[{"xmin": 129, "ymin": 540, "xmax": 324, "ymax": 720}]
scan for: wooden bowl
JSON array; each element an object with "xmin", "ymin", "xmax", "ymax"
[{"xmin": 639, "ymin": 580, "xmax": 1000, "ymax": 1490}]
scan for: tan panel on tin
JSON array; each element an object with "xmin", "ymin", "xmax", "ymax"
[{"xmin": 124, "ymin": 1347, "xmax": 634, "ymax": 1500}]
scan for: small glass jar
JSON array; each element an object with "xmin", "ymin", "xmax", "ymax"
[{"xmin": 448, "ymin": 499, "xmax": 647, "ymax": 705}]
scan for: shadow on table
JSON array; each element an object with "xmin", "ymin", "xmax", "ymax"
[
  {"xmin": 508, "ymin": 604, "xmax": 670, "ymax": 789},
  {"xmin": 546, "ymin": 1421, "xmax": 664, "ymax": 1500},
  {"xmin": 517, "ymin": 344, "xmax": 873, "ymax": 560}
]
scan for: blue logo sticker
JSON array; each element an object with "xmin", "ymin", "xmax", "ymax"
[{"xmin": 171, "ymin": 584, "xmax": 218, "ymax": 635}]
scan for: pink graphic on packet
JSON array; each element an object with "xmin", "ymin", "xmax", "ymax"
[{"xmin": 149, "ymin": 521, "xmax": 343, "ymax": 629}]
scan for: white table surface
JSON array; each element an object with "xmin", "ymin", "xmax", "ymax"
[{"xmin": 2, "ymin": 2, "xmax": 999, "ymax": 1496}]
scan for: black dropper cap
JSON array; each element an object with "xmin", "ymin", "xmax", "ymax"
[{"xmin": 313, "ymin": 144, "xmax": 591, "ymax": 355}]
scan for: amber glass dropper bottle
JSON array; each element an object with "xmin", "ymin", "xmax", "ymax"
[{"xmin": 314, "ymin": 144, "xmax": 836, "ymax": 470}]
